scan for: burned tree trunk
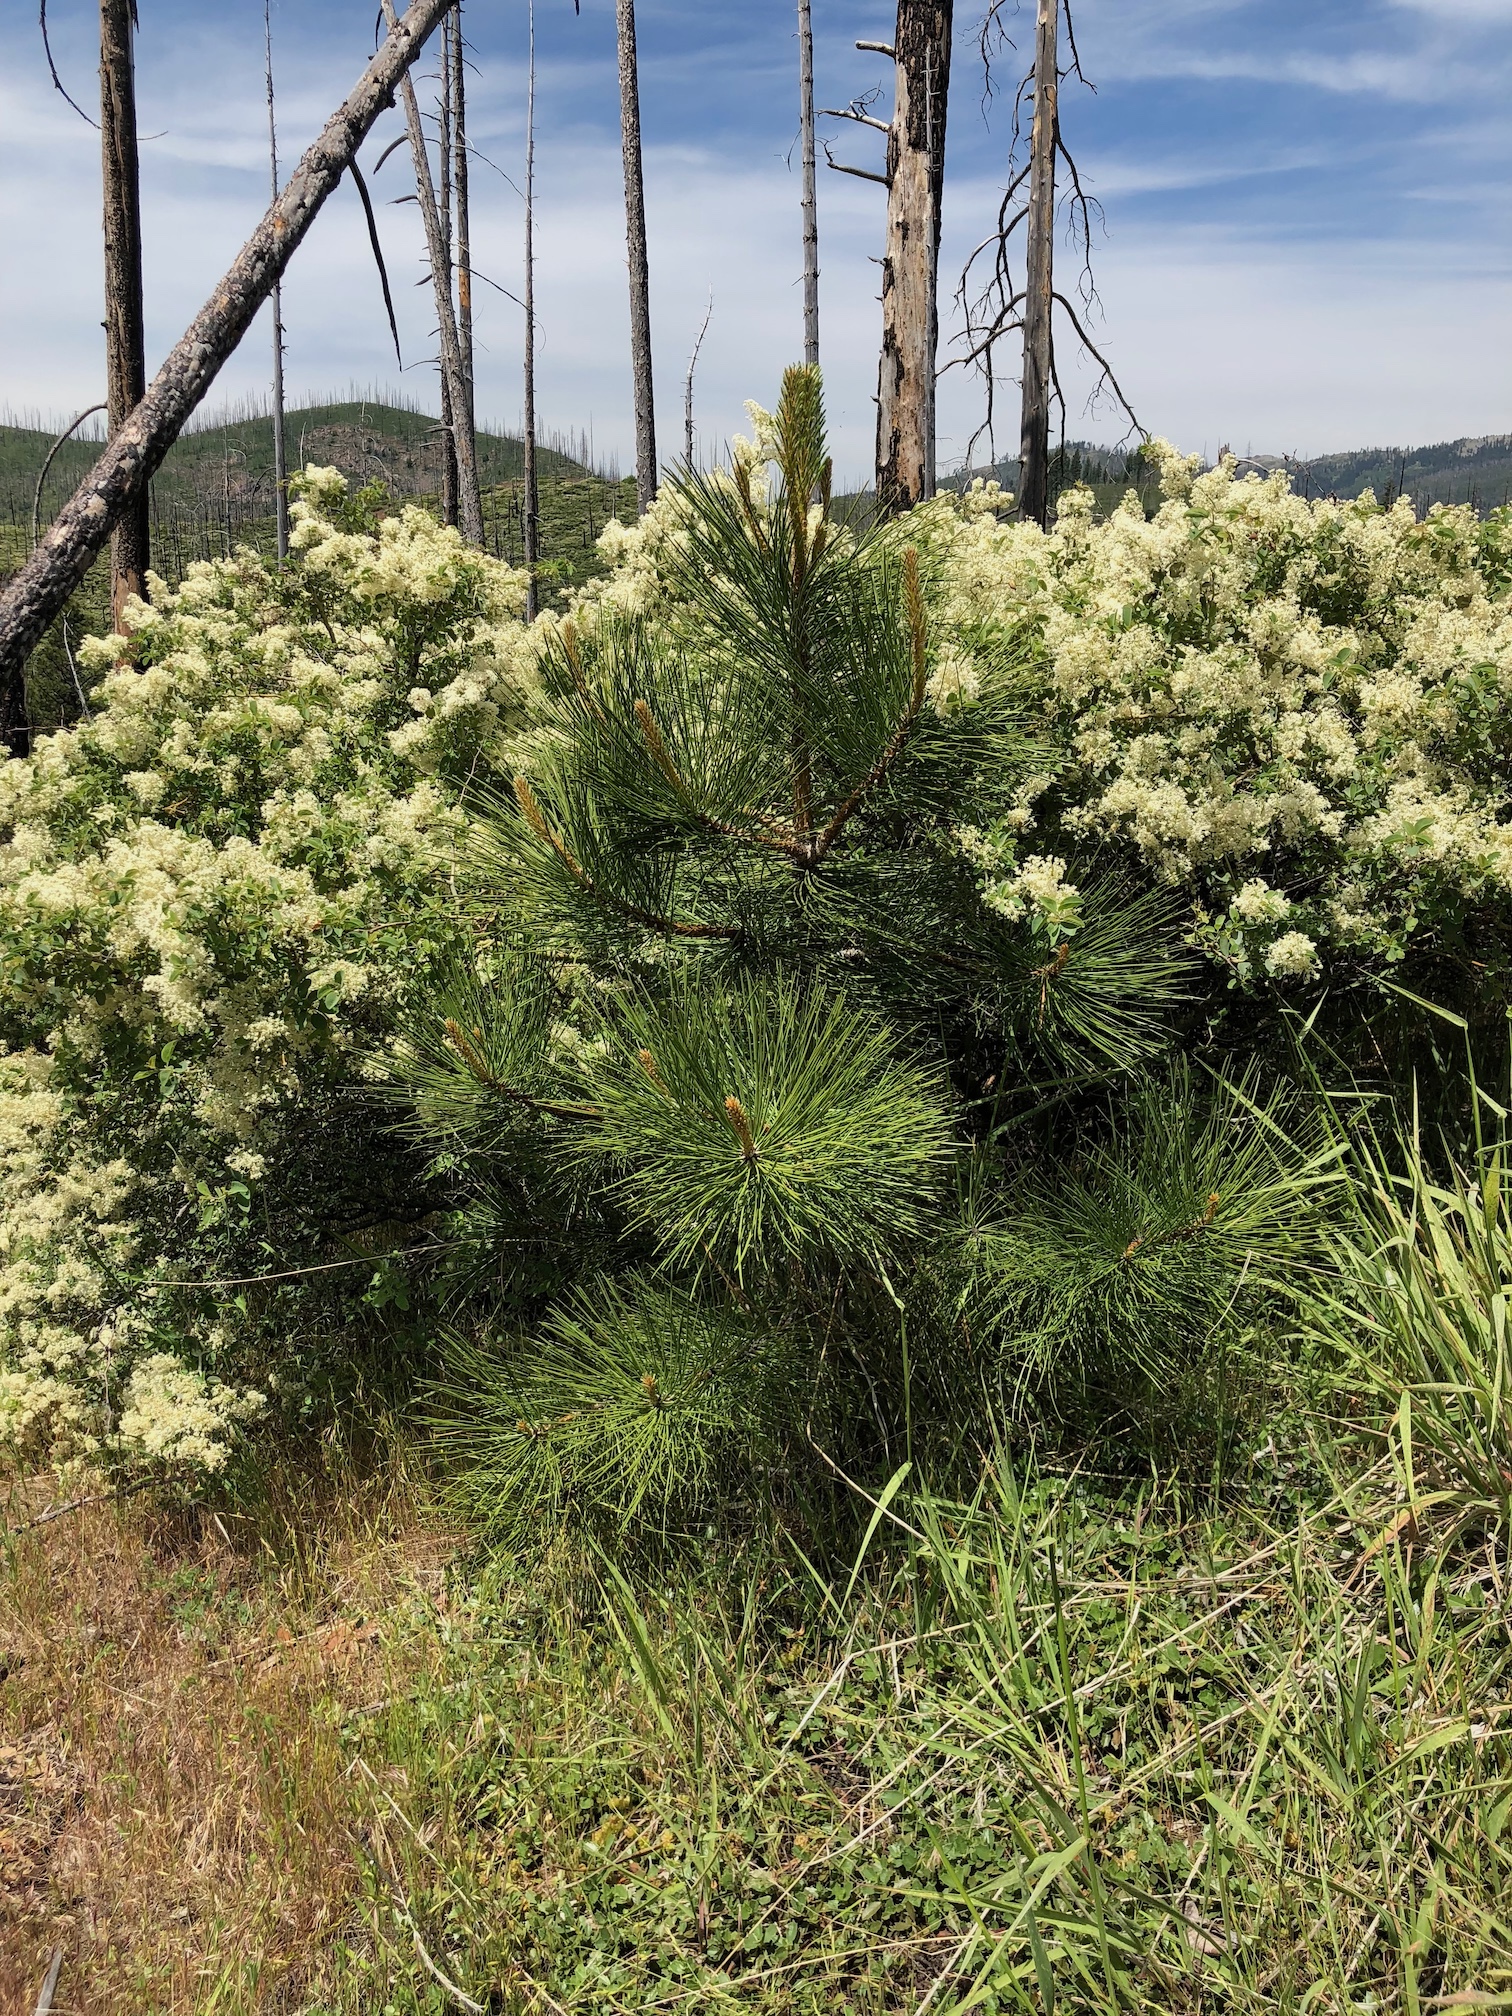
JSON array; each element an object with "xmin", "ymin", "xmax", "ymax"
[
  {"xmin": 522, "ymin": 0, "xmax": 540, "ymax": 619},
  {"xmin": 436, "ymin": 14, "xmax": 458, "ymax": 525},
  {"xmin": 380, "ymin": 0, "xmax": 483, "ymax": 544},
  {"xmin": 616, "ymin": 0, "xmax": 658, "ymax": 513},
  {"xmin": 798, "ymin": 0, "xmax": 819, "ymax": 366},
  {"xmin": 0, "ymin": 0, "xmax": 459, "ymax": 684},
  {"xmin": 1018, "ymin": 0, "xmax": 1057, "ymax": 528},
  {"xmin": 264, "ymin": 0, "xmax": 289, "ymax": 560},
  {"xmin": 955, "ymin": 1, "xmax": 1140, "ymax": 503},
  {"xmin": 452, "ymin": 3, "xmax": 477, "ymax": 507},
  {"xmin": 875, "ymin": 1, "xmax": 953, "ymax": 515},
  {"xmin": 100, "ymin": 0, "xmax": 149, "ymax": 626}
]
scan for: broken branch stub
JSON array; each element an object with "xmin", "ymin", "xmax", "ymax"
[{"xmin": 0, "ymin": 0, "xmax": 454, "ymax": 687}]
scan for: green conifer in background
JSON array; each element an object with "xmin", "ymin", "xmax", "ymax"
[{"xmin": 393, "ymin": 367, "xmax": 1314, "ymax": 1538}]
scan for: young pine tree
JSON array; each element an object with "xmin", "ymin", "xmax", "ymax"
[{"xmin": 394, "ymin": 366, "xmax": 1298, "ymax": 1539}]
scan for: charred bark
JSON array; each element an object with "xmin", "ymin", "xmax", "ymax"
[
  {"xmin": 1018, "ymin": 0, "xmax": 1057, "ymax": 528},
  {"xmin": 875, "ymin": 1, "xmax": 953, "ymax": 516},
  {"xmin": 100, "ymin": 0, "xmax": 149, "ymax": 627},
  {"xmin": 452, "ymin": 3, "xmax": 477, "ymax": 508},
  {"xmin": 799, "ymin": 0, "xmax": 819, "ymax": 366},
  {"xmin": 616, "ymin": 0, "xmax": 658, "ymax": 513},
  {"xmin": 523, "ymin": 0, "xmax": 540, "ymax": 618},
  {"xmin": 264, "ymin": 0, "xmax": 289, "ymax": 560}
]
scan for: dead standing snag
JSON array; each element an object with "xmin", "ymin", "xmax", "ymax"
[{"xmin": 0, "ymin": 0, "xmax": 458, "ymax": 687}]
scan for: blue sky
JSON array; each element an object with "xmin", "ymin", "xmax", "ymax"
[{"xmin": 1, "ymin": 0, "xmax": 1509, "ymax": 481}]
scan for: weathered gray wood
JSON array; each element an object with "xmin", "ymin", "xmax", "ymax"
[
  {"xmin": 617, "ymin": 0, "xmax": 658, "ymax": 513},
  {"xmin": 437, "ymin": 13, "xmax": 458, "ymax": 527},
  {"xmin": 874, "ymin": 1, "xmax": 953, "ymax": 515},
  {"xmin": 380, "ymin": 0, "xmax": 483, "ymax": 544},
  {"xmin": 33, "ymin": 1947, "xmax": 64, "ymax": 2016},
  {"xmin": 523, "ymin": 0, "xmax": 541, "ymax": 619},
  {"xmin": 264, "ymin": 0, "xmax": 289, "ymax": 561},
  {"xmin": 1018, "ymin": 0, "xmax": 1058, "ymax": 528},
  {"xmin": 0, "ymin": 0, "xmax": 457, "ymax": 688},
  {"xmin": 100, "ymin": 0, "xmax": 149, "ymax": 628},
  {"xmin": 799, "ymin": 0, "xmax": 820, "ymax": 366},
  {"xmin": 452, "ymin": 2, "xmax": 477, "ymax": 500}
]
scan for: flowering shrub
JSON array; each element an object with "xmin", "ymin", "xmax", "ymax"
[
  {"xmin": 10, "ymin": 405, "xmax": 1512, "ymax": 1483},
  {"xmin": 0, "ymin": 471, "xmax": 532, "ymax": 1473},
  {"xmin": 916, "ymin": 449, "xmax": 1512, "ymax": 995}
]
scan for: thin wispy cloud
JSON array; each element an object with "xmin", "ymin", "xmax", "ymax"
[{"xmin": 0, "ymin": 0, "xmax": 1507, "ymax": 476}]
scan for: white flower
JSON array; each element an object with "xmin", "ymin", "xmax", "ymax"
[
  {"xmin": 1264, "ymin": 931, "xmax": 1320, "ymax": 979},
  {"xmin": 1231, "ymin": 879, "xmax": 1291, "ymax": 925},
  {"xmin": 117, "ymin": 1353, "xmax": 264, "ymax": 1472},
  {"xmin": 925, "ymin": 646, "xmax": 981, "ymax": 716}
]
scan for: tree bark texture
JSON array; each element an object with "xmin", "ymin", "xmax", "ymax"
[
  {"xmin": 452, "ymin": 3, "xmax": 476, "ymax": 484},
  {"xmin": 798, "ymin": 0, "xmax": 819, "ymax": 366},
  {"xmin": 380, "ymin": 0, "xmax": 482, "ymax": 543},
  {"xmin": 874, "ymin": 0, "xmax": 952, "ymax": 515},
  {"xmin": 100, "ymin": 0, "xmax": 149, "ymax": 627},
  {"xmin": 0, "ymin": 0, "xmax": 458, "ymax": 688},
  {"xmin": 1018, "ymin": 0, "xmax": 1058, "ymax": 529},
  {"xmin": 522, "ymin": 0, "xmax": 540, "ymax": 620},
  {"xmin": 616, "ymin": 0, "xmax": 658, "ymax": 513},
  {"xmin": 436, "ymin": 13, "xmax": 458, "ymax": 526},
  {"xmin": 264, "ymin": 0, "xmax": 289, "ymax": 560}
]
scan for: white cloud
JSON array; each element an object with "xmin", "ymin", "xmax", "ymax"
[{"xmin": 1, "ymin": 0, "xmax": 1508, "ymax": 488}]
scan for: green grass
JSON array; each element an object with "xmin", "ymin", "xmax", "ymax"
[
  {"xmin": 7, "ymin": 1238, "xmax": 1512, "ymax": 2012},
  {"xmin": 291, "ymin": 1455, "xmax": 1505, "ymax": 2013}
]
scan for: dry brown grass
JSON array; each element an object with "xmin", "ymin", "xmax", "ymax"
[{"xmin": 0, "ymin": 1455, "xmax": 458, "ymax": 2016}]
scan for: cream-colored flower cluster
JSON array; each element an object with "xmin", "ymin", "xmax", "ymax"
[
  {"xmin": 0, "ymin": 471, "xmax": 534, "ymax": 1473},
  {"xmin": 916, "ymin": 451, "xmax": 1512, "ymax": 983}
]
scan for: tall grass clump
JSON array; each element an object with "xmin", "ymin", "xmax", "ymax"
[{"xmin": 1305, "ymin": 1078, "xmax": 1512, "ymax": 1552}]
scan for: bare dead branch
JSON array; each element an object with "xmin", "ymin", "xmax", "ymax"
[
  {"xmin": 819, "ymin": 105, "xmax": 891, "ymax": 133},
  {"xmin": 1052, "ymin": 289, "xmax": 1144, "ymax": 435},
  {"xmin": 684, "ymin": 287, "xmax": 714, "ymax": 467},
  {"xmin": 31, "ymin": 405, "xmax": 106, "ymax": 550},
  {"xmin": 348, "ymin": 160, "xmax": 404, "ymax": 363},
  {"xmin": 32, "ymin": 1946, "xmax": 64, "ymax": 2016},
  {"xmin": 39, "ymin": 0, "xmax": 97, "ymax": 127},
  {"xmin": 823, "ymin": 141, "xmax": 890, "ymax": 187}
]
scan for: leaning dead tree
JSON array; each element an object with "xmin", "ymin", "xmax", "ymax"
[
  {"xmin": 0, "ymin": 0, "xmax": 461, "ymax": 682},
  {"xmin": 953, "ymin": 0, "xmax": 1141, "ymax": 527},
  {"xmin": 100, "ymin": 0, "xmax": 150, "ymax": 625},
  {"xmin": 824, "ymin": 3, "xmax": 954, "ymax": 514},
  {"xmin": 380, "ymin": 0, "xmax": 484, "ymax": 544},
  {"xmin": 616, "ymin": 0, "xmax": 658, "ymax": 513}
]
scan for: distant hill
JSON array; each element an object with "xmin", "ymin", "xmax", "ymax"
[
  {"xmin": 0, "ymin": 398, "xmax": 600, "ymax": 539},
  {"xmin": 0, "ymin": 398, "xmax": 637, "ymax": 733},
  {"xmin": 1239, "ymin": 436, "xmax": 1512, "ymax": 513},
  {"xmin": 954, "ymin": 434, "xmax": 1512, "ymax": 517}
]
